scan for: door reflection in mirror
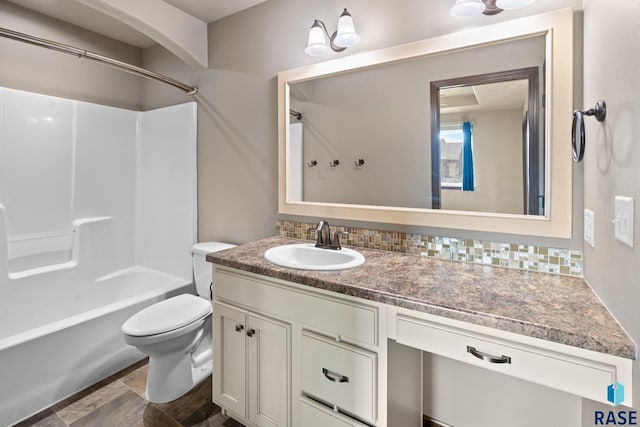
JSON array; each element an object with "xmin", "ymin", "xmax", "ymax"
[{"xmin": 431, "ymin": 67, "xmax": 543, "ymax": 215}]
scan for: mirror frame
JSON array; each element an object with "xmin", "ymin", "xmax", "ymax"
[{"xmin": 277, "ymin": 8, "xmax": 573, "ymax": 238}]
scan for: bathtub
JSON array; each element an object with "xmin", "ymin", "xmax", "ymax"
[{"xmin": 0, "ymin": 266, "xmax": 192, "ymax": 426}]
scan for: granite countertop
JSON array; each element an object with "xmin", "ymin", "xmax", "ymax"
[{"xmin": 207, "ymin": 236, "xmax": 636, "ymax": 360}]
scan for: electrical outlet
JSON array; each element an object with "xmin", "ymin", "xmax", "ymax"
[
  {"xmin": 614, "ymin": 196, "xmax": 634, "ymax": 248},
  {"xmin": 584, "ymin": 209, "xmax": 595, "ymax": 248}
]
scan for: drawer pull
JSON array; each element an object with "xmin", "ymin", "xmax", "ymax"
[
  {"xmin": 467, "ymin": 346, "xmax": 511, "ymax": 364},
  {"xmin": 235, "ymin": 324, "xmax": 244, "ymax": 332},
  {"xmin": 247, "ymin": 328, "xmax": 256, "ymax": 337},
  {"xmin": 322, "ymin": 368, "xmax": 350, "ymax": 383}
]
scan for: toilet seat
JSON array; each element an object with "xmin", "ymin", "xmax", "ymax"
[{"xmin": 122, "ymin": 294, "xmax": 211, "ymax": 337}]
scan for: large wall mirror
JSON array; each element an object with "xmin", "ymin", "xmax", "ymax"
[{"xmin": 278, "ymin": 8, "xmax": 574, "ymax": 238}]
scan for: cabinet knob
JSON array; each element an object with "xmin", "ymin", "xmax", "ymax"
[
  {"xmin": 235, "ymin": 324, "xmax": 244, "ymax": 332},
  {"xmin": 247, "ymin": 328, "xmax": 256, "ymax": 337}
]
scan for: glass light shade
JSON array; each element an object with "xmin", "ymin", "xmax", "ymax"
[
  {"xmin": 450, "ymin": 0, "xmax": 485, "ymax": 18},
  {"xmin": 496, "ymin": 0, "xmax": 535, "ymax": 9},
  {"xmin": 334, "ymin": 10, "xmax": 360, "ymax": 48},
  {"xmin": 305, "ymin": 22, "xmax": 329, "ymax": 56}
]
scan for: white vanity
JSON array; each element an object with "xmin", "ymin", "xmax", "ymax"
[{"xmin": 208, "ymin": 238, "xmax": 635, "ymax": 427}]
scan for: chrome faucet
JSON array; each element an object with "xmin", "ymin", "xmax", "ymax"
[{"xmin": 312, "ymin": 220, "xmax": 347, "ymax": 250}]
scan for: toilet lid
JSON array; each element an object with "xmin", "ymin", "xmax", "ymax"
[{"xmin": 122, "ymin": 294, "xmax": 211, "ymax": 337}]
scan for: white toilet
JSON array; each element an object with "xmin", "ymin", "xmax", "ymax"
[{"xmin": 121, "ymin": 242, "xmax": 235, "ymax": 403}]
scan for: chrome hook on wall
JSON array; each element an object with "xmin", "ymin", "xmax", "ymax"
[
  {"xmin": 329, "ymin": 160, "xmax": 340, "ymax": 167},
  {"xmin": 307, "ymin": 160, "xmax": 317, "ymax": 167},
  {"xmin": 354, "ymin": 158, "xmax": 365, "ymax": 167},
  {"xmin": 572, "ymin": 100, "xmax": 606, "ymax": 162}
]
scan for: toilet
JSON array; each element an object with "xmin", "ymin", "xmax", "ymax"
[{"xmin": 121, "ymin": 242, "xmax": 235, "ymax": 403}]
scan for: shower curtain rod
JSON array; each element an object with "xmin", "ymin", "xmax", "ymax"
[
  {"xmin": 0, "ymin": 27, "xmax": 198, "ymax": 95},
  {"xmin": 290, "ymin": 109, "xmax": 303, "ymax": 120}
]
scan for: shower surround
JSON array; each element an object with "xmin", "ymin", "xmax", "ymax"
[{"xmin": 0, "ymin": 87, "xmax": 197, "ymax": 426}]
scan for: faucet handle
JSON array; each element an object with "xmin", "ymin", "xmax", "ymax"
[{"xmin": 333, "ymin": 231, "xmax": 348, "ymax": 249}]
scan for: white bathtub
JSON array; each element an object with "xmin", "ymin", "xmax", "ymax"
[{"xmin": 0, "ymin": 266, "xmax": 192, "ymax": 426}]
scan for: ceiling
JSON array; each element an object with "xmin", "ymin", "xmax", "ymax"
[
  {"xmin": 7, "ymin": 0, "xmax": 270, "ymax": 48},
  {"xmin": 441, "ymin": 79, "xmax": 529, "ymax": 114}
]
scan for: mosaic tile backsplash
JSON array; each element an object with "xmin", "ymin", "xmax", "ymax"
[{"xmin": 276, "ymin": 220, "xmax": 583, "ymax": 277}]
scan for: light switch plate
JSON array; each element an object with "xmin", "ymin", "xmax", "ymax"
[
  {"xmin": 614, "ymin": 196, "xmax": 634, "ymax": 248},
  {"xmin": 584, "ymin": 209, "xmax": 595, "ymax": 248}
]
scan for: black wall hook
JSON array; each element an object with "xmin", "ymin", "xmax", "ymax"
[{"xmin": 572, "ymin": 100, "xmax": 606, "ymax": 162}]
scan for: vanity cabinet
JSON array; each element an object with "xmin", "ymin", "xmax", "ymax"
[
  {"xmin": 213, "ymin": 300, "xmax": 290, "ymax": 427},
  {"xmin": 213, "ymin": 266, "xmax": 387, "ymax": 427},
  {"xmin": 388, "ymin": 305, "xmax": 634, "ymax": 407},
  {"xmin": 212, "ymin": 261, "xmax": 634, "ymax": 427}
]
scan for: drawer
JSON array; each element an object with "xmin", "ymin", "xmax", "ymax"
[
  {"xmin": 299, "ymin": 396, "xmax": 370, "ymax": 427},
  {"xmin": 215, "ymin": 268, "xmax": 378, "ymax": 346},
  {"xmin": 395, "ymin": 313, "xmax": 622, "ymax": 405},
  {"xmin": 301, "ymin": 331, "xmax": 377, "ymax": 424}
]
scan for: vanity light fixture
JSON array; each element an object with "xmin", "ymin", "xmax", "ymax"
[
  {"xmin": 450, "ymin": 0, "xmax": 535, "ymax": 18},
  {"xmin": 304, "ymin": 8, "xmax": 360, "ymax": 56}
]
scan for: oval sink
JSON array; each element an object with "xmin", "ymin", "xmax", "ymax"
[{"xmin": 264, "ymin": 244, "xmax": 365, "ymax": 271}]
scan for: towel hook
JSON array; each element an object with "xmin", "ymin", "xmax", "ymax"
[
  {"xmin": 354, "ymin": 158, "xmax": 365, "ymax": 167},
  {"xmin": 307, "ymin": 160, "xmax": 317, "ymax": 167},
  {"xmin": 329, "ymin": 160, "xmax": 340, "ymax": 167},
  {"xmin": 572, "ymin": 100, "xmax": 606, "ymax": 162}
]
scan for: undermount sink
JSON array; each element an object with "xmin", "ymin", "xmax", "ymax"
[{"xmin": 264, "ymin": 244, "xmax": 365, "ymax": 271}]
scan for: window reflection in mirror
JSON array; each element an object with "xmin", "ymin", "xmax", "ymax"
[{"xmin": 440, "ymin": 126, "xmax": 466, "ymax": 189}]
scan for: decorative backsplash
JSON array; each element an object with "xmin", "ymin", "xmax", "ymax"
[{"xmin": 276, "ymin": 220, "xmax": 583, "ymax": 277}]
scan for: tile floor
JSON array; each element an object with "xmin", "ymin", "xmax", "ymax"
[{"xmin": 16, "ymin": 359, "xmax": 246, "ymax": 427}]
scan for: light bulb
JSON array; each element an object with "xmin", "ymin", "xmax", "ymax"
[
  {"xmin": 450, "ymin": 0, "xmax": 486, "ymax": 18},
  {"xmin": 334, "ymin": 9, "xmax": 360, "ymax": 48},
  {"xmin": 305, "ymin": 21, "xmax": 329, "ymax": 56}
]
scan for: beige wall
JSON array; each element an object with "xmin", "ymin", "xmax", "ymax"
[
  {"xmin": 581, "ymin": 0, "xmax": 640, "ymax": 420},
  {"xmin": 0, "ymin": 2, "xmax": 143, "ymax": 109}
]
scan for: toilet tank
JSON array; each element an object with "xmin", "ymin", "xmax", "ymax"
[{"xmin": 192, "ymin": 242, "xmax": 236, "ymax": 299}]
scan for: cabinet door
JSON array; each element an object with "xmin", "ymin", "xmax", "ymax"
[
  {"xmin": 213, "ymin": 301, "xmax": 247, "ymax": 418},
  {"xmin": 248, "ymin": 313, "xmax": 290, "ymax": 427}
]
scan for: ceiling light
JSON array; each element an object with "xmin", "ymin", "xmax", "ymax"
[
  {"xmin": 450, "ymin": 0, "xmax": 535, "ymax": 18},
  {"xmin": 496, "ymin": 0, "xmax": 536, "ymax": 9},
  {"xmin": 305, "ymin": 8, "xmax": 360, "ymax": 56}
]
